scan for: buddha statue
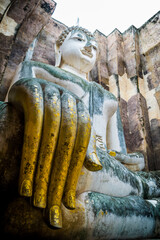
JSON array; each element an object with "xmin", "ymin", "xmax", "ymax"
[{"xmin": 1, "ymin": 25, "xmax": 160, "ymax": 239}]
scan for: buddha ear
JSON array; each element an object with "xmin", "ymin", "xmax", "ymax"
[{"xmin": 55, "ymin": 43, "xmax": 61, "ymax": 67}]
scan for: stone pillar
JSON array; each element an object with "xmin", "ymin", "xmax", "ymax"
[
  {"xmin": 107, "ymin": 29, "xmax": 124, "ymax": 100},
  {"xmin": 104, "ymin": 23, "xmax": 157, "ymax": 170},
  {"xmin": 139, "ymin": 12, "xmax": 160, "ymax": 169},
  {"xmin": 30, "ymin": 18, "xmax": 66, "ymax": 66},
  {"xmin": 91, "ymin": 30, "xmax": 109, "ymax": 90},
  {"xmin": 107, "ymin": 29, "xmax": 124, "ymax": 85}
]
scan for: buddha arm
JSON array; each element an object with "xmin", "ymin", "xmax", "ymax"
[
  {"xmin": 106, "ymin": 111, "xmax": 126, "ymax": 153},
  {"xmin": 107, "ymin": 108, "xmax": 145, "ymax": 171},
  {"xmin": 6, "ymin": 61, "xmax": 102, "ymax": 225}
]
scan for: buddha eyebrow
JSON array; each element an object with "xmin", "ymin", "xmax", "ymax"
[
  {"xmin": 77, "ymin": 33, "xmax": 83, "ymax": 38},
  {"xmin": 70, "ymin": 32, "xmax": 85, "ymax": 39}
]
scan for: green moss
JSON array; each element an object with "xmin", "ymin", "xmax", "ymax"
[
  {"xmin": 87, "ymin": 192, "xmax": 155, "ymax": 218},
  {"xmin": 21, "ymin": 61, "xmax": 90, "ymax": 92},
  {"xmin": 20, "ymin": 61, "xmax": 117, "ymax": 102},
  {"xmin": 97, "ymin": 147, "xmax": 143, "ymax": 192}
]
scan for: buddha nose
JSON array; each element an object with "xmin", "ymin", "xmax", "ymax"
[{"xmin": 84, "ymin": 43, "xmax": 92, "ymax": 52}]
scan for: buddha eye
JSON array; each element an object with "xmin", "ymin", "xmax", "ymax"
[
  {"xmin": 76, "ymin": 37, "xmax": 83, "ymax": 41},
  {"xmin": 72, "ymin": 36, "xmax": 85, "ymax": 42},
  {"xmin": 92, "ymin": 45, "xmax": 97, "ymax": 51}
]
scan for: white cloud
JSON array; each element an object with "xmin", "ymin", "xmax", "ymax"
[{"xmin": 53, "ymin": 0, "xmax": 159, "ymax": 36}]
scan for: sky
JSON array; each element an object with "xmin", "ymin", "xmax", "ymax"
[{"xmin": 53, "ymin": 0, "xmax": 160, "ymax": 36}]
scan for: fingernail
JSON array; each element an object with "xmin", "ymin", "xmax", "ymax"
[
  {"xmin": 33, "ymin": 189, "xmax": 46, "ymax": 208},
  {"xmin": 20, "ymin": 179, "xmax": 32, "ymax": 197},
  {"xmin": 109, "ymin": 150, "xmax": 116, "ymax": 157},
  {"xmin": 63, "ymin": 190, "xmax": 76, "ymax": 210},
  {"xmin": 84, "ymin": 152, "xmax": 103, "ymax": 171},
  {"xmin": 49, "ymin": 205, "xmax": 62, "ymax": 229}
]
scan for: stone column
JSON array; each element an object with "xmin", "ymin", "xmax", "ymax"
[{"xmin": 0, "ymin": 0, "xmax": 56, "ymax": 100}]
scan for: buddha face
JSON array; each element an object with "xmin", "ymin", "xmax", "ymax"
[{"xmin": 59, "ymin": 30, "xmax": 98, "ymax": 74}]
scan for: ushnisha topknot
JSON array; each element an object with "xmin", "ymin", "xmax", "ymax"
[{"xmin": 56, "ymin": 26, "xmax": 96, "ymax": 47}]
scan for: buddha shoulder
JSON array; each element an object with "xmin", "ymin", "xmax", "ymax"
[
  {"xmin": 19, "ymin": 61, "xmax": 89, "ymax": 86},
  {"xmin": 92, "ymin": 81, "xmax": 117, "ymax": 101},
  {"xmin": 19, "ymin": 61, "xmax": 76, "ymax": 80}
]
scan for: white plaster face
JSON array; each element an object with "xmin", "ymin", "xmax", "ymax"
[{"xmin": 59, "ymin": 30, "xmax": 97, "ymax": 74}]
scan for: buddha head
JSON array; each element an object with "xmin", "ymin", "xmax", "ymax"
[{"xmin": 55, "ymin": 26, "xmax": 98, "ymax": 79}]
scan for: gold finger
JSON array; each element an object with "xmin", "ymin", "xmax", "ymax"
[
  {"xmin": 33, "ymin": 85, "xmax": 61, "ymax": 208},
  {"xmin": 63, "ymin": 101, "xmax": 91, "ymax": 209},
  {"xmin": 8, "ymin": 79, "xmax": 44, "ymax": 197},
  {"xmin": 84, "ymin": 127, "xmax": 103, "ymax": 171},
  {"xmin": 47, "ymin": 92, "xmax": 77, "ymax": 228}
]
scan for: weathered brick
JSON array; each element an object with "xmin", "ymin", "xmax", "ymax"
[
  {"xmin": 7, "ymin": 0, "xmax": 40, "ymax": 23},
  {"xmin": 123, "ymin": 26, "xmax": 141, "ymax": 78},
  {"xmin": 150, "ymin": 119, "xmax": 160, "ymax": 169},
  {"xmin": 93, "ymin": 30, "xmax": 109, "ymax": 88},
  {"xmin": 107, "ymin": 29, "xmax": 124, "ymax": 76},
  {"xmin": 139, "ymin": 12, "xmax": 160, "ymax": 55},
  {"xmin": 0, "ymin": 0, "xmax": 56, "ymax": 100},
  {"xmin": 32, "ymin": 18, "xmax": 66, "ymax": 65}
]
